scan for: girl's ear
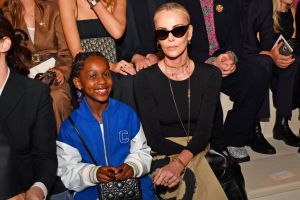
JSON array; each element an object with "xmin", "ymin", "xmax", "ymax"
[
  {"xmin": 0, "ymin": 37, "xmax": 11, "ymax": 53},
  {"xmin": 73, "ymin": 77, "xmax": 82, "ymax": 90}
]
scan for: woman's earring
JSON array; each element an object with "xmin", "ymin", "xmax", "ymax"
[
  {"xmin": 188, "ymin": 40, "xmax": 191, "ymax": 45},
  {"xmin": 156, "ymin": 43, "xmax": 162, "ymax": 50}
]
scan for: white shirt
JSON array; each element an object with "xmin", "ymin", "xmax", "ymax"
[{"xmin": 0, "ymin": 67, "xmax": 10, "ymax": 96}]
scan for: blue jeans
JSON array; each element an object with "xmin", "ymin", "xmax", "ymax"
[{"xmin": 48, "ymin": 191, "xmax": 73, "ymax": 200}]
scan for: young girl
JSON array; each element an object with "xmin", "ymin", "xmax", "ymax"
[{"xmin": 56, "ymin": 52, "xmax": 156, "ymax": 200}]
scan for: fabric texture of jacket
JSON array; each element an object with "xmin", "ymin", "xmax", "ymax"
[{"xmin": 57, "ymin": 98, "xmax": 156, "ymax": 200}]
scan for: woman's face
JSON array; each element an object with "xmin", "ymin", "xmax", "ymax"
[
  {"xmin": 73, "ymin": 56, "xmax": 112, "ymax": 107},
  {"xmin": 154, "ymin": 10, "xmax": 192, "ymax": 59}
]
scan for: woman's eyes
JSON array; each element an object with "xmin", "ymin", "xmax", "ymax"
[{"xmin": 88, "ymin": 73, "xmax": 96, "ymax": 79}]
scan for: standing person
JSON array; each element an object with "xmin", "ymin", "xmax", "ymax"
[
  {"xmin": 57, "ymin": 52, "xmax": 156, "ymax": 200},
  {"xmin": 58, "ymin": 0, "xmax": 137, "ymax": 108},
  {"xmin": 0, "ymin": 12, "xmax": 57, "ymax": 200},
  {"xmin": 3, "ymin": 0, "xmax": 73, "ymax": 131},
  {"xmin": 171, "ymin": 0, "xmax": 270, "ymax": 162},
  {"xmin": 135, "ymin": 3, "xmax": 227, "ymax": 199}
]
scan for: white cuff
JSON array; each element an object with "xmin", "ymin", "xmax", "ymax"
[
  {"xmin": 32, "ymin": 182, "xmax": 47, "ymax": 200},
  {"xmin": 82, "ymin": 165, "xmax": 100, "ymax": 184}
]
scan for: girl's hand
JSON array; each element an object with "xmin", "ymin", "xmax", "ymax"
[
  {"xmin": 25, "ymin": 187, "xmax": 44, "ymax": 200},
  {"xmin": 96, "ymin": 166, "xmax": 117, "ymax": 183},
  {"xmin": 8, "ymin": 193, "xmax": 25, "ymax": 200},
  {"xmin": 115, "ymin": 163, "xmax": 134, "ymax": 181}
]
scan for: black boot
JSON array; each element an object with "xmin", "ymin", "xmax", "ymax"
[
  {"xmin": 273, "ymin": 115, "xmax": 300, "ymax": 147},
  {"xmin": 249, "ymin": 120, "xmax": 276, "ymax": 154}
]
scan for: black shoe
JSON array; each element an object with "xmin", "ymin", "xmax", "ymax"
[
  {"xmin": 249, "ymin": 121, "xmax": 276, "ymax": 154},
  {"xmin": 273, "ymin": 115, "xmax": 300, "ymax": 147}
]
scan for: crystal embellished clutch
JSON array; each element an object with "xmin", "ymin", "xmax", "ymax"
[{"xmin": 99, "ymin": 178, "xmax": 142, "ymax": 200}]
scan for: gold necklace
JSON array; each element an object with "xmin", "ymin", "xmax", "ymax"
[
  {"xmin": 164, "ymin": 59, "xmax": 190, "ymax": 78},
  {"xmin": 168, "ymin": 77, "xmax": 191, "ymax": 145}
]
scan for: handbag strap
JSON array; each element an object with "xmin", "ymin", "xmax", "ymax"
[{"xmin": 68, "ymin": 116, "xmax": 98, "ymax": 165}]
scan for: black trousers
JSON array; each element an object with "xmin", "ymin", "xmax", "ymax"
[
  {"xmin": 251, "ymin": 54, "xmax": 300, "ymax": 119},
  {"xmin": 211, "ymin": 56, "xmax": 269, "ymax": 150}
]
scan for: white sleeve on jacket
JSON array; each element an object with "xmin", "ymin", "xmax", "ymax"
[
  {"xmin": 56, "ymin": 141, "xmax": 100, "ymax": 192},
  {"xmin": 124, "ymin": 125, "xmax": 152, "ymax": 177}
]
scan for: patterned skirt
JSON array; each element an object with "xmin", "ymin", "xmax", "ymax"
[
  {"xmin": 150, "ymin": 137, "xmax": 227, "ymax": 200},
  {"xmin": 80, "ymin": 37, "xmax": 117, "ymax": 63}
]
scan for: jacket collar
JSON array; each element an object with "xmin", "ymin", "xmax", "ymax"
[
  {"xmin": 74, "ymin": 97, "xmax": 119, "ymax": 122},
  {"xmin": 0, "ymin": 71, "xmax": 25, "ymax": 121}
]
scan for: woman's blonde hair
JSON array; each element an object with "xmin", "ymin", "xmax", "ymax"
[
  {"xmin": 272, "ymin": 0, "xmax": 294, "ymax": 32},
  {"xmin": 153, "ymin": 2, "xmax": 190, "ymax": 24}
]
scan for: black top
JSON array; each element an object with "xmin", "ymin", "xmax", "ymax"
[
  {"xmin": 134, "ymin": 63, "xmax": 221, "ymax": 155},
  {"xmin": 277, "ymin": 9, "xmax": 294, "ymax": 39},
  {"xmin": 77, "ymin": 19, "xmax": 109, "ymax": 39}
]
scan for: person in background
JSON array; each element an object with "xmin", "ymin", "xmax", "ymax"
[
  {"xmin": 59, "ymin": 0, "xmax": 137, "ymax": 109},
  {"xmin": 0, "ymin": 11, "xmax": 58, "ymax": 200},
  {"xmin": 3, "ymin": 0, "xmax": 73, "ymax": 132},
  {"xmin": 57, "ymin": 52, "xmax": 156, "ymax": 200},
  {"xmin": 116, "ymin": 0, "xmax": 165, "ymax": 71},
  {"xmin": 135, "ymin": 3, "xmax": 227, "ymax": 199}
]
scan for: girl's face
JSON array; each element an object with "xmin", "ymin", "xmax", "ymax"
[
  {"xmin": 154, "ymin": 9, "xmax": 192, "ymax": 59},
  {"xmin": 73, "ymin": 56, "xmax": 112, "ymax": 107}
]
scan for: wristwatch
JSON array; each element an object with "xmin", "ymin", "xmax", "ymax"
[{"xmin": 87, "ymin": 0, "xmax": 100, "ymax": 8}]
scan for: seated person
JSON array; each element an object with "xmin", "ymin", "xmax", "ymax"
[
  {"xmin": 171, "ymin": 0, "xmax": 269, "ymax": 162},
  {"xmin": 3, "ymin": 0, "xmax": 73, "ymax": 131},
  {"xmin": 239, "ymin": 0, "xmax": 300, "ymax": 150},
  {"xmin": 56, "ymin": 52, "xmax": 156, "ymax": 200},
  {"xmin": 134, "ymin": 3, "xmax": 227, "ymax": 199},
  {"xmin": 0, "ymin": 12, "xmax": 57, "ymax": 200}
]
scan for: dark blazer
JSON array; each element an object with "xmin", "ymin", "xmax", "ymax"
[
  {"xmin": 239, "ymin": 0, "xmax": 276, "ymax": 55},
  {"xmin": 0, "ymin": 70, "xmax": 57, "ymax": 196},
  {"xmin": 171, "ymin": 0, "xmax": 242, "ymax": 63},
  {"xmin": 116, "ymin": 0, "xmax": 165, "ymax": 61},
  {"xmin": 0, "ymin": 125, "xmax": 24, "ymax": 199},
  {"xmin": 296, "ymin": 2, "xmax": 300, "ymax": 54}
]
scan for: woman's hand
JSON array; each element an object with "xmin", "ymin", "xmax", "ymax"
[
  {"xmin": 115, "ymin": 163, "xmax": 134, "ymax": 181},
  {"xmin": 153, "ymin": 160, "xmax": 184, "ymax": 188},
  {"xmin": 132, "ymin": 53, "xmax": 159, "ymax": 72},
  {"xmin": 25, "ymin": 186, "xmax": 44, "ymax": 200},
  {"xmin": 110, "ymin": 60, "xmax": 136, "ymax": 75},
  {"xmin": 96, "ymin": 166, "xmax": 117, "ymax": 183},
  {"xmin": 8, "ymin": 193, "xmax": 25, "ymax": 200},
  {"xmin": 48, "ymin": 68, "xmax": 65, "ymax": 86}
]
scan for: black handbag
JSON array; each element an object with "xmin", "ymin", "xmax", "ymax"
[
  {"xmin": 205, "ymin": 149, "xmax": 248, "ymax": 200},
  {"xmin": 68, "ymin": 117, "xmax": 142, "ymax": 200}
]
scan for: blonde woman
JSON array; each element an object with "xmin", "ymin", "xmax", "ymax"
[{"xmin": 135, "ymin": 3, "xmax": 227, "ymax": 199}]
